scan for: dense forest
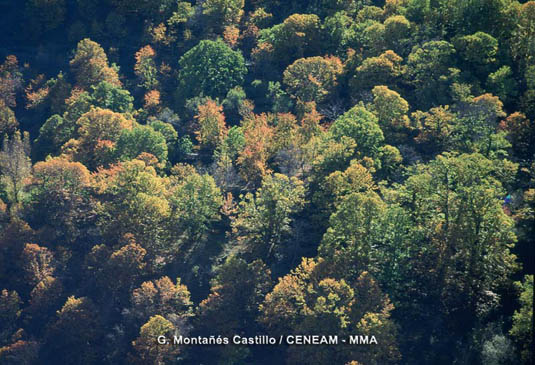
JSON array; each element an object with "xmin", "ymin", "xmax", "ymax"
[{"xmin": 0, "ymin": 0, "xmax": 534, "ymax": 364}]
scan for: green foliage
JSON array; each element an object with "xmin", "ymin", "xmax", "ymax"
[
  {"xmin": 177, "ymin": 40, "xmax": 247, "ymax": 102},
  {"xmin": 232, "ymin": 173, "xmax": 305, "ymax": 261},
  {"xmin": 398, "ymin": 153, "xmax": 518, "ymax": 327},
  {"xmin": 406, "ymin": 0, "xmax": 430, "ymax": 23},
  {"xmin": 0, "ymin": 131, "xmax": 31, "ymax": 204},
  {"xmin": 405, "ymin": 40, "xmax": 458, "ymax": 107},
  {"xmin": 323, "ymin": 11, "xmax": 353, "ymax": 54},
  {"xmin": 169, "ymin": 170, "xmax": 223, "ymax": 243},
  {"xmin": 115, "ymin": 125, "xmax": 168, "ymax": 165},
  {"xmin": 384, "ymin": 15, "xmax": 411, "ymax": 52},
  {"xmin": 487, "ymin": 66, "xmax": 517, "ymax": 104},
  {"xmin": 34, "ymin": 115, "xmax": 75, "ymax": 159},
  {"xmin": 197, "ymin": 256, "xmax": 272, "ymax": 363},
  {"xmin": 218, "ymin": 125, "xmax": 245, "ymax": 161},
  {"xmin": 452, "ymin": 94, "xmax": 508, "ymax": 157},
  {"xmin": 222, "ymin": 86, "xmax": 247, "ymax": 122},
  {"xmin": 177, "ymin": 135, "xmax": 194, "ymax": 159},
  {"xmin": 260, "ymin": 258, "xmax": 400, "ymax": 364},
  {"xmin": 202, "ymin": 0, "xmax": 244, "ymax": 32},
  {"xmin": 3, "ymin": 1, "xmax": 535, "ymax": 364},
  {"xmin": 370, "ymin": 85, "xmax": 410, "ymax": 143},
  {"xmin": 95, "ymin": 159, "xmax": 172, "ymax": 261},
  {"xmin": 257, "ymin": 14, "xmax": 322, "ymax": 68},
  {"xmin": 510, "ymin": 275, "xmax": 534, "ymax": 363},
  {"xmin": 455, "ymin": 32, "xmax": 498, "ymax": 66},
  {"xmin": 319, "ymin": 191, "xmax": 388, "ymax": 277},
  {"xmin": 89, "ymin": 81, "xmax": 133, "ymax": 113},
  {"xmin": 0, "ymin": 102, "xmax": 18, "ymax": 140},
  {"xmin": 329, "ymin": 105, "xmax": 384, "ymax": 161}
]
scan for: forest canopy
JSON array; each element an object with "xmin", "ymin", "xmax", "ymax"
[{"xmin": 0, "ymin": 0, "xmax": 534, "ymax": 364}]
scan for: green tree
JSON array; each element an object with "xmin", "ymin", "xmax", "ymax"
[
  {"xmin": 323, "ymin": 11, "xmax": 354, "ymax": 54},
  {"xmin": 260, "ymin": 258, "xmax": 400, "ymax": 364},
  {"xmin": 313, "ymin": 160, "xmax": 376, "ymax": 227},
  {"xmin": 255, "ymin": 14, "xmax": 322, "ymax": 68},
  {"xmin": 115, "ymin": 125, "xmax": 168, "ymax": 165},
  {"xmin": 384, "ymin": 15, "xmax": 411, "ymax": 48},
  {"xmin": 487, "ymin": 66, "xmax": 517, "ymax": 105},
  {"xmin": 397, "ymin": 153, "xmax": 518, "ymax": 338},
  {"xmin": 177, "ymin": 40, "xmax": 247, "ymax": 101},
  {"xmin": 0, "ymin": 102, "xmax": 18, "ymax": 140},
  {"xmin": 307, "ymin": 0, "xmax": 357, "ymax": 18},
  {"xmin": 318, "ymin": 191, "xmax": 386, "ymax": 277},
  {"xmin": 370, "ymin": 85, "xmax": 411, "ymax": 144},
  {"xmin": 455, "ymin": 32, "xmax": 498, "ymax": 74},
  {"xmin": 195, "ymin": 256, "xmax": 271, "ymax": 362},
  {"xmin": 134, "ymin": 46, "xmax": 159, "ymax": 91},
  {"xmin": 231, "ymin": 173, "xmax": 305, "ymax": 262},
  {"xmin": 95, "ymin": 159, "xmax": 171, "ymax": 262},
  {"xmin": 329, "ymin": 105, "xmax": 384, "ymax": 161},
  {"xmin": 198, "ymin": 257, "xmax": 272, "ymax": 333},
  {"xmin": 509, "ymin": 275, "xmax": 533, "ymax": 363},
  {"xmin": 33, "ymin": 115, "xmax": 75, "ymax": 159},
  {"xmin": 509, "ymin": 1, "xmax": 535, "ymax": 68},
  {"xmin": 405, "ymin": 40, "xmax": 458, "ymax": 108},
  {"xmin": 0, "ymin": 131, "xmax": 31, "ymax": 204},
  {"xmin": 168, "ymin": 169, "xmax": 222, "ymax": 259},
  {"xmin": 202, "ymin": 0, "xmax": 244, "ymax": 33},
  {"xmin": 413, "ymin": 105, "xmax": 457, "ymax": 155},
  {"xmin": 453, "ymin": 93, "xmax": 508, "ymax": 157},
  {"xmin": 89, "ymin": 81, "xmax": 133, "ymax": 113}
]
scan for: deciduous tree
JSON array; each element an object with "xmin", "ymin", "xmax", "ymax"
[
  {"xmin": 0, "ymin": 131, "xmax": 31, "ymax": 204},
  {"xmin": 509, "ymin": 275, "xmax": 534, "ymax": 363},
  {"xmin": 260, "ymin": 258, "xmax": 400, "ymax": 364},
  {"xmin": 232, "ymin": 173, "xmax": 305, "ymax": 261},
  {"xmin": 177, "ymin": 40, "xmax": 247, "ymax": 101},
  {"xmin": 73, "ymin": 108, "xmax": 133, "ymax": 169},
  {"xmin": 69, "ymin": 39, "xmax": 121, "ymax": 90},
  {"xmin": 283, "ymin": 56, "xmax": 343, "ymax": 103},
  {"xmin": 194, "ymin": 100, "xmax": 228, "ymax": 155},
  {"xmin": 131, "ymin": 315, "xmax": 179, "ymax": 365}
]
